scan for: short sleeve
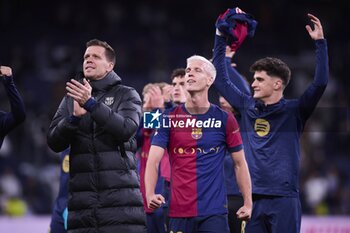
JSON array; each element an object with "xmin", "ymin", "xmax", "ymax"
[{"xmin": 225, "ymin": 112, "xmax": 243, "ymax": 153}]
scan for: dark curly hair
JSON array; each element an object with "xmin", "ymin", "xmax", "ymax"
[
  {"xmin": 250, "ymin": 57, "xmax": 291, "ymax": 88},
  {"xmin": 171, "ymin": 68, "xmax": 186, "ymax": 80}
]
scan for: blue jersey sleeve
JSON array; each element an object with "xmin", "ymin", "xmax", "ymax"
[
  {"xmin": 225, "ymin": 57, "xmax": 251, "ymax": 95},
  {"xmin": 298, "ymin": 39, "xmax": 329, "ymax": 123},
  {"xmin": 225, "ymin": 112, "xmax": 243, "ymax": 153},
  {"xmin": 212, "ymin": 35, "xmax": 251, "ymax": 111},
  {"xmin": 0, "ymin": 76, "xmax": 26, "ymax": 145}
]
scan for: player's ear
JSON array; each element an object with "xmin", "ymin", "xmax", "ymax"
[
  {"xmin": 207, "ymin": 76, "xmax": 215, "ymax": 86},
  {"xmin": 107, "ymin": 62, "xmax": 114, "ymax": 71},
  {"xmin": 273, "ymin": 80, "xmax": 282, "ymax": 90}
]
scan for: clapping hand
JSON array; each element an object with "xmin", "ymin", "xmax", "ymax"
[
  {"xmin": 66, "ymin": 78, "xmax": 92, "ymax": 117},
  {"xmin": 66, "ymin": 79, "xmax": 92, "ymax": 106}
]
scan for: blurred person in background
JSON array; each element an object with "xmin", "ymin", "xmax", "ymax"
[
  {"xmin": 137, "ymin": 83, "xmax": 171, "ymax": 233},
  {"xmin": 48, "ymin": 147, "xmax": 70, "ymax": 233},
  {"xmin": 0, "ymin": 65, "xmax": 26, "ymax": 217},
  {"xmin": 170, "ymin": 68, "xmax": 187, "ymax": 105},
  {"xmin": 0, "ymin": 65, "xmax": 25, "ymax": 148},
  {"xmin": 0, "ymin": 166, "xmax": 26, "ymax": 217},
  {"xmin": 162, "ymin": 68, "xmax": 188, "ymax": 228}
]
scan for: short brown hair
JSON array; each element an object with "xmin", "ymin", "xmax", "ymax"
[
  {"xmin": 171, "ymin": 68, "xmax": 185, "ymax": 80},
  {"xmin": 86, "ymin": 39, "xmax": 116, "ymax": 64},
  {"xmin": 250, "ymin": 57, "xmax": 291, "ymax": 87}
]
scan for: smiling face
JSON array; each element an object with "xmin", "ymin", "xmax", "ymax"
[
  {"xmin": 83, "ymin": 45, "xmax": 114, "ymax": 80},
  {"xmin": 251, "ymin": 70, "xmax": 282, "ymax": 102}
]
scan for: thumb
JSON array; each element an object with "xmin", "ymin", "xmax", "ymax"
[
  {"xmin": 83, "ymin": 78, "xmax": 90, "ymax": 85},
  {"xmin": 157, "ymin": 195, "xmax": 165, "ymax": 204},
  {"xmin": 236, "ymin": 207, "xmax": 246, "ymax": 217},
  {"xmin": 83, "ymin": 78, "xmax": 92, "ymax": 90},
  {"xmin": 305, "ymin": 25, "xmax": 312, "ymax": 34}
]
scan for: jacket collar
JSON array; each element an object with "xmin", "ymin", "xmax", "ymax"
[
  {"xmin": 252, "ymin": 98, "xmax": 286, "ymax": 116},
  {"xmin": 89, "ymin": 71, "xmax": 121, "ymax": 94}
]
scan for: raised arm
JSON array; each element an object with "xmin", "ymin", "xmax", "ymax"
[
  {"xmin": 0, "ymin": 66, "xmax": 26, "ymax": 137},
  {"xmin": 213, "ymin": 7, "xmax": 257, "ymax": 111},
  {"xmin": 299, "ymin": 14, "xmax": 329, "ymax": 122},
  {"xmin": 212, "ymin": 34, "xmax": 250, "ymax": 111},
  {"xmin": 305, "ymin": 13, "xmax": 324, "ymax": 41},
  {"xmin": 225, "ymin": 47, "xmax": 251, "ymax": 95}
]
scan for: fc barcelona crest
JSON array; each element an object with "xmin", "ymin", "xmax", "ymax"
[
  {"xmin": 62, "ymin": 154, "xmax": 69, "ymax": 173},
  {"xmin": 191, "ymin": 128, "xmax": 202, "ymax": 140},
  {"xmin": 104, "ymin": 97, "xmax": 114, "ymax": 106}
]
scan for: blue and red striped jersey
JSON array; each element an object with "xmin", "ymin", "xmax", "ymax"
[{"xmin": 151, "ymin": 104, "xmax": 242, "ymax": 217}]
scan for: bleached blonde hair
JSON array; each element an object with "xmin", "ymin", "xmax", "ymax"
[{"xmin": 187, "ymin": 55, "xmax": 216, "ymax": 81}]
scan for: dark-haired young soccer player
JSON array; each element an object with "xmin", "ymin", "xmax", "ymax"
[
  {"xmin": 170, "ymin": 68, "xmax": 187, "ymax": 105},
  {"xmin": 213, "ymin": 13, "xmax": 328, "ymax": 233},
  {"xmin": 145, "ymin": 55, "xmax": 252, "ymax": 233}
]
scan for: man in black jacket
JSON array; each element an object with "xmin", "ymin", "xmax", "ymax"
[
  {"xmin": 0, "ymin": 65, "xmax": 25, "ymax": 148},
  {"xmin": 47, "ymin": 39, "xmax": 146, "ymax": 233}
]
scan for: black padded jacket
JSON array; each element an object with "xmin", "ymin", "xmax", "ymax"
[{"xmin": 47, "ymin": 71, "xmax": 146, "ymax": 233}]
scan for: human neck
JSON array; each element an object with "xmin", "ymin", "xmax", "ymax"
[
  {"xmin": 260, "ymin": 92, "xmax": 283, "ymax": 105},
  {"xmin": 185, "ymin": 91, "xmax": 210, "ymax": 114}
]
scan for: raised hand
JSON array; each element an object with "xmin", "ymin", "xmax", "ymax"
[
  {"xmin": 162, "ymin": 84, "xmax": 173, "ymax": 103},
  {"xmin": 225, "ymin": 46, "xmax": 237, "ymax": 67},
  {"xmin": 0, "ymin": 66, "xmax": 12, "ymax": 77},
  {"xmin": 66, "ymin": 78, "xmax": 92, "ymax": 106},
  {"xmin": 306, "ymin": 13, "xmax": 324, "ymax": 40},
  {"xmin": 73, "ymin": 100, "xmax": 87, "ymax": 117},
  {"xmin": 148, "ymin": 85, "xmax": 164, "ymax": 109}
]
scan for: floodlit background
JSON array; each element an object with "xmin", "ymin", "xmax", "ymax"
[{"xmin": 0, "ymin": 0, "xmax": 349, "ymax": 232}]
